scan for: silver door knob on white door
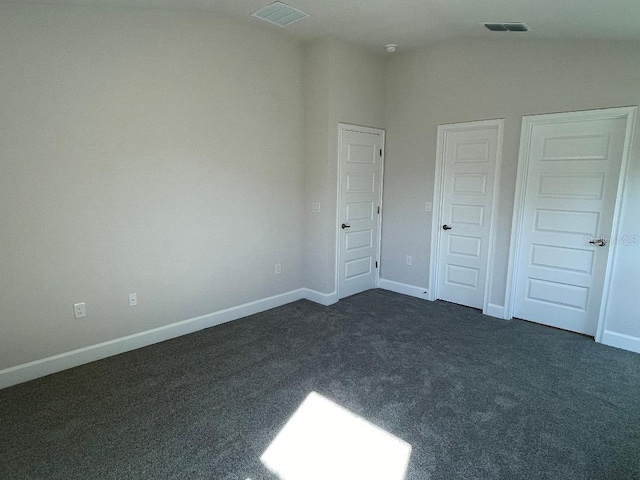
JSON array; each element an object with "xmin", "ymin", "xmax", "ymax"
[{"xmin": 589, "ymin": 238, "xmax": 607, "ymax": 247}]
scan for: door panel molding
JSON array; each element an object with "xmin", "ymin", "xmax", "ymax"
[
  {"xmin": 336, "ymin": 123, "xmax": 385, "ymax": 299},
  {"xmin": 505, "ymin": 106, "xmax": 637, "ymax": 339},
  {"xmin": 429, "ymin": 118, "xmax": 505, "ymax": 316}
]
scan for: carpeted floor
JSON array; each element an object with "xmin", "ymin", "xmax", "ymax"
[{"xmin": 1, "ymin": 289, "xmax": 639, "ymax": 479}]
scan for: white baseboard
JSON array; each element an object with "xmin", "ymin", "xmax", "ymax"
[
  {"xmin": 0, "ymin": 288, "xmax": 307, "ymax": 390},
  {"xmin": 484, "ymin": 303, "xmax": 507, "ymax": 319},
  {"xmin": 302, "ymin": 288, "xmax": 338, "ymax": 306},
  {"xmin": 378, "ymin": 279, "xmax": 430, "ymax": 300},
  {"xmin": 600, "ymin": 330, "xmax": 640, "ymax": 354}
]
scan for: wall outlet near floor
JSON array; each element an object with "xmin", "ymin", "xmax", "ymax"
[
  {"xmin": 128, "ymin": 293, "xmax": 138, "ymax": 307},
  {"xmin": 275, "ymin": 263, "xmax": 282, "ymax": 275},
  {"xmin": 405, "ymin": 255, "xmax": 413, "ymax": 266},
  {"xmin": 73, "ymin": 302, "xmax": 86, "ymax": 319},
  {"xmin": 312, "ymin": 202, "xmax": 321, "ymax": 213}
]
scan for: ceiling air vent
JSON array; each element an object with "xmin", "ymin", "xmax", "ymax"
[
  {"xmin": 484, "ymin": 22, "xmax": 529, "ymax": 32},
  {"xmin": 484, "ymin": 23, "xmax": 508, "ymax": 32},
  {"xmin": 252, "ymin": 2, "xmax": 310, "ymax": 27}
]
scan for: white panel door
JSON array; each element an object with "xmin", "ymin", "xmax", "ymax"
[
  {"xmin": 512, "ymin": 110, "xmax": 632, "ymax": 335},
  {"xmin": 435, "ymin": 120, "xmax": 503, "ymax": 309},
  {"xmin": 338, "ymin": 125, "xmax": 384, "ymax": 299}
]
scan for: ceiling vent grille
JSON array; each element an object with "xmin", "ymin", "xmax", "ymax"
[
  {"xmin": 484, "ymin": 22, "xmax": 529, "ymax": 32},
  {"xmin": 252, "ymin": 2, "xmax": 310, "ymax": 27}
]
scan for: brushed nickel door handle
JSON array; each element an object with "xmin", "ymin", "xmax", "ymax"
[{"xmin": 589, "ymin": 238, "xmax": 607, "ymax": 247}]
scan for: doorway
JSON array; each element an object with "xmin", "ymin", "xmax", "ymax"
[
  {"xmin": 429, "ymin": 119, "xmax": 504, "ymax": 312},
  {"xmin": 507, "ymin": 107, "xmax": 637, "ymax": 335},
  {"xmin": 337, "ymin": 124, "xmax": 385, "ymax": 299}
]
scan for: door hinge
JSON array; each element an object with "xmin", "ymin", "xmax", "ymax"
[
  {"xmin": 377, "ymin": 206, "xmax": 380, "ymax": 214},
  {"xmin": 379, "ymin": 148, "xmax": 382, "ymax": 156},
  {"xmin": 375, "ymin": 261, "xmax": 378, "ymax": 268}
]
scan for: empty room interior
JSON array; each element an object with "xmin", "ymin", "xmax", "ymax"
[{"xmin": 2, "ymin": 0, "xmax": 640, "ymax": 479}]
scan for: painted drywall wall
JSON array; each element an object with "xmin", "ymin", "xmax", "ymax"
[
  {"xmin": 0, "ymin": 3, "xmax": 304, "ymax": 369},
  {"xmin": 302, "ymin": 41, "xmax": 333, "ymax": 295},
  {"xmin": 302, "ymin": 38, "xmax": 386, "ymax": 295},
  {"xmin": 382, "ymin": 38, "xmax": 640, "ymax": 339},
  {"xmin": 602, "ymin": 118, "xmax": 640, "ymax": 341},
  {"xmin": 3, "ymin": 2, "xmax": 639, "ymax": 377}
]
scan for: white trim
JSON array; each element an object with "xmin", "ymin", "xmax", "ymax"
[
  {"xmin": 378, "ymin": 279, "xmax": 430, "ymax": 300},
  {"xmin": 505, "ymin": 106, "xmax": 638, "ymax": 336},
  {"xmin": 484, "ymin": 303, "xmax": 507, "ymax": 320},
  {"xmin": 336, "ymin": 123, "xmax": 385, "ymax": 300},
  {"xmin": 503, "ymin": 113, "xmax": 533, "ymax": 320},
  {"xmin": 483, "ymin": 121, "xmax": 505, "ymax": 316},
  {"xmin": 600, "ymin": 331, "xmax": 640, "ymax": 354},
  {"xmin": 0, "ymin": 288, "xmax": 307, "ymax": 390},
  {"xmin": 428, "ymin": 123, "xmax": 445, "ymax": 302},
  {"xmin": 302, "ymin": 288, "xmax": 338, "ymax": 306},
  {"xmin": 429, "ymin": 119, "xmax": 505, "ymax": 316}
]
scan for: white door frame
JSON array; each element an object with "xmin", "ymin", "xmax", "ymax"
[
  {"xmin": 504, "ymin": 106, "xmax": 637, "ymax": 342},
  {"xmin": 428, "ymin": 119, "xmax": 505, "ymax": 316},
  {"xmin": 335, "ymin": 123, "xmax": 386, "ymax": 299}
]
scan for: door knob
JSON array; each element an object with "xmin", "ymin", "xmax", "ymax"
[
  {"xmin": 341, "ymin": 223, "xmax": 351, "ymax": 229},
  {"xmin": 589, "ymin": 238, "xmax": 607, "ymax": 247},
  {"xmin": 442, "ymin": 225, "xmax": 452, "ymax": 230}
]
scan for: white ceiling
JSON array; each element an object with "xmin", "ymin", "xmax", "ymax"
[{"xmin": 23, "ymin": 0, "xmax": 640, "ymax": 50}]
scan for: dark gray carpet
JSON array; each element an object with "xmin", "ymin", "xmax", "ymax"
[{"xmin": 1, "ymin": 289, "xmax": 640, "ymax": 479}]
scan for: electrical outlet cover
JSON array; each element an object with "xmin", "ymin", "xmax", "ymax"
[{"xmin": 74, "ymin": 302, "xmax": 86, "ymax": 319}]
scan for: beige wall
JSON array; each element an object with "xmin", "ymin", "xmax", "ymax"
[
  {"xmin": 382, "ymin": 39, "xmax": 640, "ymax": 337},
  {"xmin": 302, "ymin": 41, "xmax": 332, "ymax": 294},
  {"xmin": 302, "ymin": 38, "xmax": 386, "ymax": 294},
  {"xmin": 3, "ymin": 3, "xmax": 640, "ymax": 374},
  {"xmin": 0, "ymin": 3, "xmax": 304, "ymax": 369},
  {"xmin": 603, "ymin": 118, "xmax": 640, "ymax": 339}
]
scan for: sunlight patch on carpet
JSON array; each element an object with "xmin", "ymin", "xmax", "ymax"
[{"xmin": 260, "ymin": 391, "xmax": 411, "ymax": 480}]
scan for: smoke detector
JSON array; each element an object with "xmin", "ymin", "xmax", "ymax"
[
  {"xmin": 252, "ymin": 2, "xmax": 310, "ymax": 27},
  {"xmin": 385, "ymin": 44, "xmax": 397, "ymax": 53},
  {"xmin": 484, "ymin": 22, "xmax": 529, "ymax": 32}
]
